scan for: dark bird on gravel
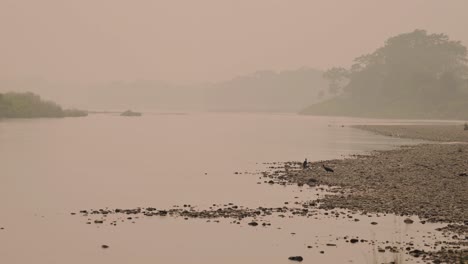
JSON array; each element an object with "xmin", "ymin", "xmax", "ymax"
[
  {"xmin": 322, "ymin": 164, "xmax": 334, "ymax": 173},
  {"xmin": 302, "ymin": 158, "xmax": 308, "ymax": 169}
]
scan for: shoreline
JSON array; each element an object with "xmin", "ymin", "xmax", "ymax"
[
  {"xmin": 275, "ymin": 124, "xmax": 468, "ymax": 224},
  {"xmin": 278, "ymin": 124, "xmax": 468, "ymax": 262},
  {"xmin": 354, "ymin": 124, "xmax": 468, "ymax": 142},
  {"xmin": 73, "ymin": 123, "xmax": 468, "ymax": 263}
]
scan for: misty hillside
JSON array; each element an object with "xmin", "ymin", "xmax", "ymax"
[
  {"xmin": 203, "ymin": 68, "xmax": 326, "ymax": 112},
  {"xmin": 81, "ymin": 68, "xmax": 327, "ymax": 112},
  {"xmin": 301, "ymin": 30, "xmax": 468, "ymax": 120}
]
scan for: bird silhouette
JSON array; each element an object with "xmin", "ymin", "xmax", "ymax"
[
  {"xmin": 302, "ymin": 158, "xmax": 308, "ymax": 169},
  {"xmin": 322, "ymin": 164, "xmax": 334, "ymax": 173}
]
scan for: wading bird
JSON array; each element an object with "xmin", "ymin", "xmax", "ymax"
[{"xmin": 322, "ymin": 164, "xmax": 334, "ymax": 173}]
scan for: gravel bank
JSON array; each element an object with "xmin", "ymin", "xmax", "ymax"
[
  {"xmin": 261, "ymin": 124, "xmax": 468, "ymax": 263},
  {"xmin": 264, "ymin": 143, "xmax": 468, "ymax": 223}
]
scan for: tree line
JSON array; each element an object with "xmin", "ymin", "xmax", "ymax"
[
  {"xmin": 306, "ymin": 30, "xmax": 468, "ymax": 119},
  {"xmin": 0, "ymin": 92, "xmax": 87, "ymax": 118}
]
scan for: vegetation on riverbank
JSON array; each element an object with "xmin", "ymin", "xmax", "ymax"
[
  {"xmin": 302, "ymin": 30, "xmax": 468, "ymax": 119},
  {"xmin": 0, "ymin": 92, "xmax": 87, "ymax": 118}
]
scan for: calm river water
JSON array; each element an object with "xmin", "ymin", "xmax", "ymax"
[{"xmin": 0, "ymin": 113, "xmax": 443, "ymax": 263}]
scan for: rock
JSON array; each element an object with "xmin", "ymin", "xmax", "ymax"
[
  {"xmin": 326, "ymin": 243, "xmax": 337, "ymax": 246},
  {"xmin": 120, "ymin": 110, "xmax": 142, "ymax": 117},
  {"xmin": 371, "ymin": 222, "xmax": 378, "ymax": 225},
  {"xmin": 306, "ymin": 178, "xmax": 317, "ymax": 185},
  {"xmin": 101, "ymin": 245, "xmax": 109, "ymax": 249},
  {"xmin": 248, "ymin": 221, "xmax": 258, "ymax": 226},
  {"xmin": 404, "ymin": 218, "xmax": 414, "ymax": 224},
  {"xmin": 350, "ymin": 238, "xmax": 359, "ymax": 243},
  {"xmin": 288, "ymin": 256, "xmax": 303, "ymax": 262},
  {"xmin": 159, "ymin": 210, "xmax": 168, "ymax": 216},
  {"xmin": 409, "ymin": 249, "xmax": 424, "ymax": 257},
  {"xmin": 459, "ymin": 172, "xmax": 467, "ymax": 177},
  {"xmin": 94, "ymin": 220, "xmax": 104, "ymax": 224}
]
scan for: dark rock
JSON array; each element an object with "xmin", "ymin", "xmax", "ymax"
[
  {"xmin": 409, "ymin": 249, "xmax": 424, "ymax": 257},
  {"xmin": 248, "ymin": 221, "xmax": 258, "ymax": 226},
  {"xmin": 101, "ymin": 245, "xmax": 109, "ymax": 249},
  {"xmin": 350, "ymin": 238, "xmax": 359, "ymax": 243},
  {"xmin": 288, "ymin": 256, "xmax": 303, "ymax": 262},
  {"xmin": 404, "ymin": 218, "xmax": 414, "ymax": 224}
]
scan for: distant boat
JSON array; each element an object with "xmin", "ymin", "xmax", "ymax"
[{"xmin": 120, "ymin": 110, "xmax": 142, "ymax": 117}]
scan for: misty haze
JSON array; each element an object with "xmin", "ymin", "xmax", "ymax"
[{"xmin": 1, "ymin": 1, "xmax": 467, "ymax": 263}]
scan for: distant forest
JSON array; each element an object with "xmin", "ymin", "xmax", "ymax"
[
  {"xmin": 302, "ymin": 30, "xmax": 468, "ymax": 119},
  {"xmin": 75, "ymin": 67, "xmax": 328, "ymax": 112},
  {"xmin": 0, "ymin": 92, "xmax": 87, "ymax": 118}
]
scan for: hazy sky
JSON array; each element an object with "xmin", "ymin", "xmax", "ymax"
[{"xmin": 1, "ymin": 0, "xmax": 468, "ymax": 85}]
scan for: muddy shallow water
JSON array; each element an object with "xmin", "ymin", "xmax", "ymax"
[{"xmin": 0, "ymin": 113, "xmax": 449, "ymax": 263}]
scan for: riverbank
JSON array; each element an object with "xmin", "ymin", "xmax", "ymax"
[
  {"xmin": 0, "ymin": 92, "xmax": 87, "ymax": 118},
  {"xmin": 355, "ymin": 124, "xmax": 468, "ymax": 142},
  {"xmin": 264, "ymin": 124, "xmax": 468, "ymax": 224},
  {"xmin": 261, "ymin": 124, "xmax": 468, "ymax": 263}
]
